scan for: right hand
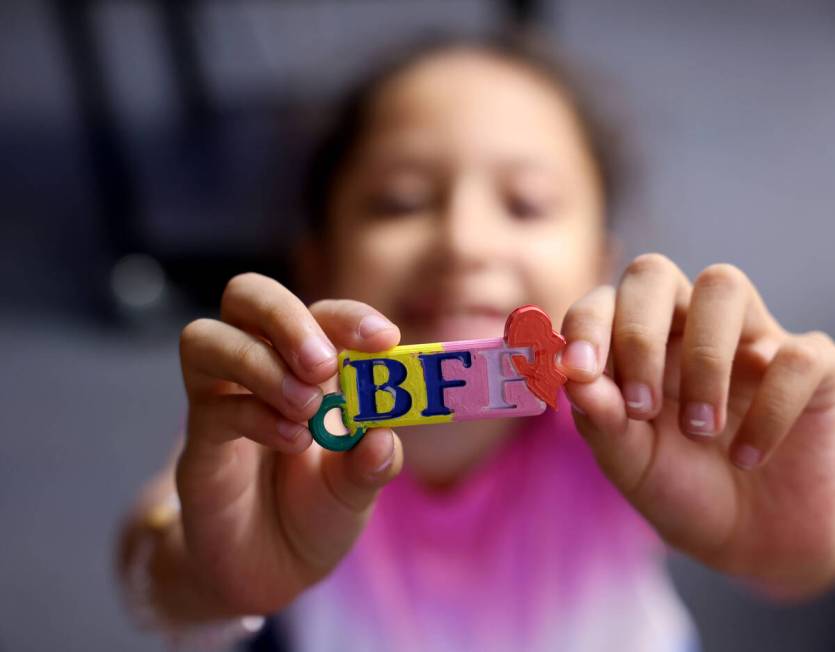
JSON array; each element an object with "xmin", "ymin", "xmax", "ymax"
[{"xmin": 177, "ymin": 273, "xmax": 404, "ymax": 615}]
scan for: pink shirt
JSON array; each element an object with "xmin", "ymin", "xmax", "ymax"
[{"xmin": 286, "ymin": 391, "xmax": 697, "ymax": 651}]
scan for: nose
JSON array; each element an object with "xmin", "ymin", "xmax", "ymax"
[{"xmin": 436, "ymin": 176, "xmax": 506, "ymax": 271}]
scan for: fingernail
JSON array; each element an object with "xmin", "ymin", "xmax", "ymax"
[
  {"xmin": 298, "ymin": 336, "xmax": 336, "ymax": 371},
  {"xmin": 370, "ymin": 432, "xmax": 395, "ymax": 476},
  {"xmin": 277, "ymin": 420, "xmax": 307, "ymax": 443},
  {"xmin": 562, "ymin": 340, "xmax": 597, "ymax": 373},
  {"xmin": 623, "ymin": 381, "xmax": 653, "ymax": 415},
  {"xmin": 358, "ymin": 314, "xmax": 396, "ymax": 339},
  {"xmin": 282, "ymin": 374, "xmax": 320, "ymax": 411},
  {"xmin": 733, "ymin": 444, "xmax": 762, "ymax": 470},
  {"xmin": 684, "ymin": 402, "xmax": 716, "ymax": 436}
]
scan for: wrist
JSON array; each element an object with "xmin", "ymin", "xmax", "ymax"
[{"xmin": 119, "ymin": 491, "xmax": 266, "ymax": 647}]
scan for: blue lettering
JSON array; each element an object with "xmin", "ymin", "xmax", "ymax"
[
  {"xmin": 350, "ymin": 358, "xmax": 412, "ymax": 421},
  {"xmin": 419, "ymin": 351, "xmax": 472, "ymax": 417}
]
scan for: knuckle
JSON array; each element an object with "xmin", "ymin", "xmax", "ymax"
[
  {"xmin": 263, "ymin": 302, "xmax": 292, "ymax": 335},
  {"xmin": 308, "ymin": 298, "xmax": 337, "ymax": 319},
  {"xmin": 804, "ymin": 329, "xmax": 834, "ymax": 350},
  {"xmin": 807, "ymin": 330, "xmax": 835, "ymax": 368},
  {"xmin": 587, "ymin": 284, "xmax": 617, "ymax": 308},
  {"xmin": 563, "ymin": 305, "xmax": 602, "ymax": 334},
  {"xmin": 624, "ymin": 253, "xmax": 675, "ymax": 279},
  {"xmin": 222, "ymin": 273, "xmax": 287, "ymax": 308},
  {"xmin": 615, "ymin": 322, "xmax": 660, "ymax": 358},
  {"xmin": 221, "ymin": 273, "xmax": 258, "ymax": 314},
  {"xmin": 179, "ymin": 318, "xmax": 212, "ymax": 356},
  {"xmin": 310, "ymin": 298, "xmax": 367, "ymax": 320},
  {"xmin": 562, "ymin": 313, "xmax": 598, "ymax": 338},
  {"xmin": 223, "ymin": 272, "xmax": 259, "ymax": 296},
  {"xmin": 566, "ymin": 286, "xmax": 615, "ymax": 328},
  {"xmin": 687, "ymin": 342, "xmax": 728, "ymax": 376},
  {"xmin": 695, "ymin": 263, "xmax": 747, "ymax": 295},
  {"xmin": 778, "ymin": 339, "xmax": 819, "ymax": 376},
  {"xmin": 233, "ymin": 337, "xmax": 264, "ymax": 371},
  {"xmin": 307, "ymin": 299, "xmax": 327, "ymax": 312}
]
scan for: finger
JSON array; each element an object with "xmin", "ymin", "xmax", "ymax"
[
  {"xmin": 613, "ymin": 254, "xmax": 691, "ymax": 420},
  {"xmin": 180, "ymin": 318, "xmax": 322, "ymax": 423},
  {"xmin": 559, "ymin": 285, "xmax": 615, "ymax": 382},
  {"xmin": 178, "ymin": 395, "xmax": 313, "ymax": 516},
  {"xmin": 730, "ymin": 332, "xmax": 834, "ymax": 470},
  {"xmin": 678, "ymin": 264, "xmax": 775, "ymax": 438},
  {"xmin": 309, "ymin": 299, "xmax": 400, "ymax": 352},
  {"xmin": 189, "ymin": 394, "xmax": 313, "ymax": 454},
  {"xmin": 220, "ymin": 273, "xmax": 339, "ymax": 386}
]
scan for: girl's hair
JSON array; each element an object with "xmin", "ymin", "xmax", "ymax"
[{"xmin": 301, "ymin": 31, "xmax": 625, "ymax": 236}]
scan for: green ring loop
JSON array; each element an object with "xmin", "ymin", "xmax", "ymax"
[{"xmin": 308, "ymin": 392, "xmax": 366, "ymax": 451}]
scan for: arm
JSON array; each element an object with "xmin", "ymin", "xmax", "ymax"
[
  {"xmin": 114, "ymin": 273, "xmax": 406, "ymax": 639},
  {"xmin": 558, "ymin": 256, "xmax": 835, "ymax": 600}
]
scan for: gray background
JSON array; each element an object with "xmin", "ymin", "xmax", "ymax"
[{"xmin": 1, "ymin": 1, "xmax": 833, "ymax": 650}]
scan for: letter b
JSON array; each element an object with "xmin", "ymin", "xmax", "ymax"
[{"xmin": 350, "ymin": 358, "xmax": 413, "ymax": 421}]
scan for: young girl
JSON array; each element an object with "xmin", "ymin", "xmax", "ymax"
[{"xmin": 117, "ymin": 34, "xmax": 835, "ymax": 651}]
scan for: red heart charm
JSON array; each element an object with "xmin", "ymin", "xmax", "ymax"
[{"xmin": 504, "ymin": 305, "xmax": 567, "ymax": 410}]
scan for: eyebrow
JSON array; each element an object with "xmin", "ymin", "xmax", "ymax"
[
  {"xmin": 493, "ymin": 157, "xmax": 556, "ymax": 176},
  {"xmin": 358, "ymin": 146, "xmax": 559, "ymax": 179},
  {"xmin": 361, "ymin": 155, "xmax": 439, "ymax": 178}
]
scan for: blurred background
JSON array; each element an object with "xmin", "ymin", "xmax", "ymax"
[{"xmin": 1, "ymin": 0, "xmax": 834, "ymax": 650}]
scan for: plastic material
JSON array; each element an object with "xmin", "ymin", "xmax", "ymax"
[{"xmin": 308, "ymin": 305, "xmax": 567, "ymax": 451}]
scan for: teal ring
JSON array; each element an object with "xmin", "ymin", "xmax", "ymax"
[{"xmin": 308, "ymin": 392, "xmax": 367, "ymax": 451}]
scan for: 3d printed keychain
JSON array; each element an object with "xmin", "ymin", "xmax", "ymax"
[{"xmin": 308, "ymin": 305, "xmax": 568, "ymax": 451}]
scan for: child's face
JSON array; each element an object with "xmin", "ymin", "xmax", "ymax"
[{"xmin": 324, "ymin": 49, "xmax": 609, "ymax": 345}]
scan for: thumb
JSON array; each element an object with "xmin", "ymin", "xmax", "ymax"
[
  {"xmin": 285, "ymin": 427, "xmax": 404, "ymax": 575},
  {"xmin": 319, "ymin": 427, "xmax": 404, "ymax": 512},
  {"xmin": 565, "ymin": 376, "xmax": 655, "ymax": 497}
]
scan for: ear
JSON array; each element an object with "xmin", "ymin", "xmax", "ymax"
[{"xmin": 294, "ymin": 235, "xmax": 329, "ymax": 303}]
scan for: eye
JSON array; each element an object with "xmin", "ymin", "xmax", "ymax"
[
  {"xmin": 365, "ymin": 180, "xmax": 436, "ymax": 218},
  {"xmin": 366, "ymin": 192, "xmax": 428, "ymax": 216},
  {"xmin": 506, "ymin": 194, "xmax": 548, "ymax": 220}
]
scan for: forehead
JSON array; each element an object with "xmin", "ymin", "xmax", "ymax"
[{"xmin": 363, "ymin": 49, "xmax": 588, "ymax": 165}]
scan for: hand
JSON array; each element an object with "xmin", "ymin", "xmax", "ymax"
[
  {"xmin": 176, "ymin": 273, "xmax": 403, "ymax": 614},
  {"xmin": 559, "ymin": 254, "xmax": 835, "ymax": 597}
]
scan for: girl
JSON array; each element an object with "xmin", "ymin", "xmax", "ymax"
[{"xmin": 118, "ymin": 34, "xmax": 835, "ymax": 651}]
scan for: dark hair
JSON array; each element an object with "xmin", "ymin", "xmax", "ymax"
[{"xmin": 301, "ymin": 30, "xmax": 626, "ymax": 236}]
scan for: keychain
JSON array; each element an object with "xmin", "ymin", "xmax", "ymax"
[{"xmin": 308, "ymin": 305, "xmax": 568, "ymax": 451}]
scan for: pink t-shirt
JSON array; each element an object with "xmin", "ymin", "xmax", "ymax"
[{"xmin": 286, "ymin": 391, "xmax": 697, "ymax": 651}]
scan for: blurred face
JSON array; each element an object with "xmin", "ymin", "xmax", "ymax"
[
  {"xmin": 308, "ymin": 49, "xmax": 612, "ymax": 483},
  {"xmin": 323, "ymin": 49, "xmax": 609, "ymax": 344}
]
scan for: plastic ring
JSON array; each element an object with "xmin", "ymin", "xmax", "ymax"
[{"xmin": 308, "ymin": 393, "xmax": 366, "ymax": 451}]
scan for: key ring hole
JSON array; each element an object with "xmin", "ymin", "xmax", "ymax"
[{"xmin": 308, "ymin": 393, "xmax": 366, "ymax": 451}]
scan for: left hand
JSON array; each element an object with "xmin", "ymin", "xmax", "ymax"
[{"xmin": 559, "ymin": 254, "xmax": 835, "ymax": 598}]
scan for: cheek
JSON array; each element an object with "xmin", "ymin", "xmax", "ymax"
[
  {"xmin": 330, "ymin": 219, "xmax": 433, "ymax": 306},
  {"xmin": 517, "ymin": 220, "xmax": 603, "ymax": 319}
]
